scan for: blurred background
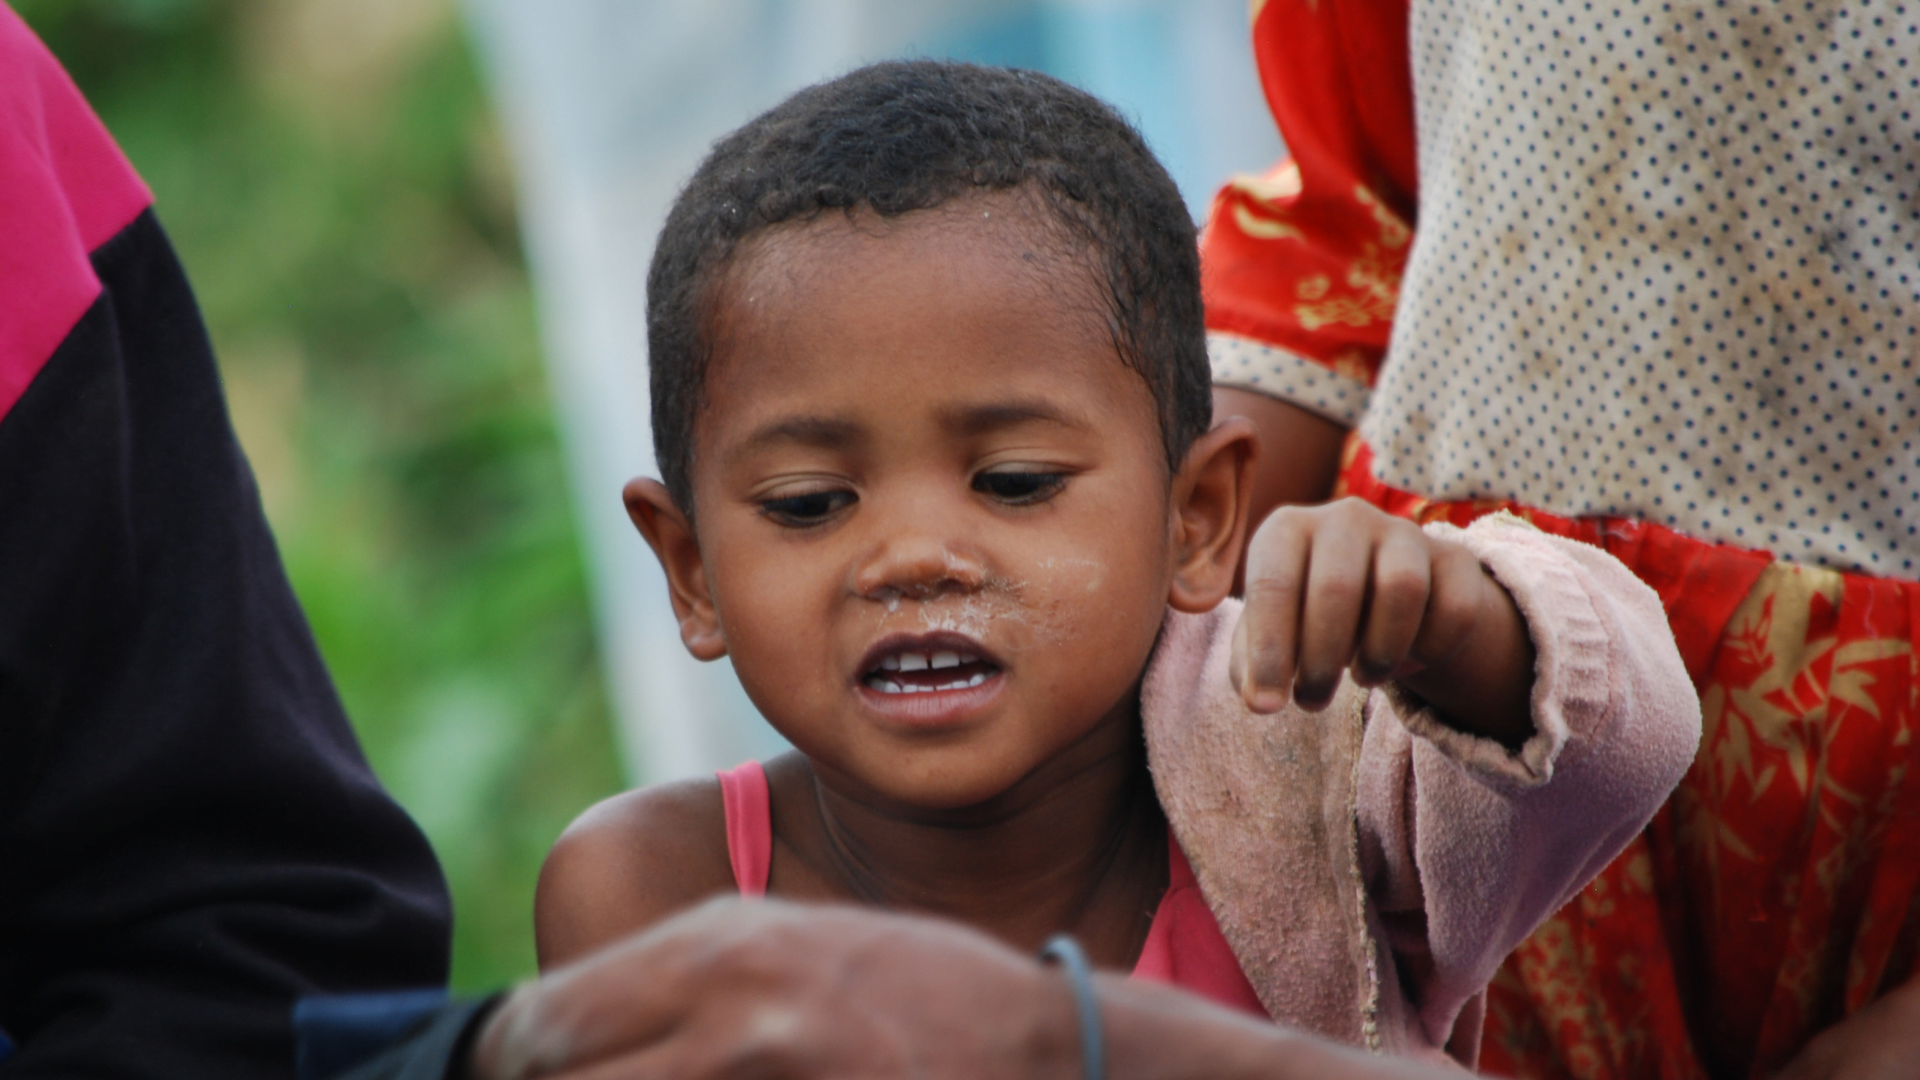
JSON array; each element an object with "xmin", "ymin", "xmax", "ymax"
[{"xmin": 15, "ymin": 0, "xmax": 1278, "ymax": 993}]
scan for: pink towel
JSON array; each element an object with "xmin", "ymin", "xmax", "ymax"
[{"xmin": 1143, "ymin": 513, "xmax": 1700, "ymax": 1065}]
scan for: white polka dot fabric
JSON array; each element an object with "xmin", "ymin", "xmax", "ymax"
[
  {"xmin": 1211, "ymin": 332, "xmax": 1373, "ymax": 425},
  {"xmin": 1365, "ymin": 0, "xmax": 1920, "ymax": 576}
]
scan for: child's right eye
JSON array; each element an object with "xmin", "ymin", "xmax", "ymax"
[{"xmin": 760, "ymin": 489, "xmax": 854, "ymax": 525}]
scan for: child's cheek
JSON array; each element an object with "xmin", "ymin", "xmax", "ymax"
[
  {"xmin": 709, "ymin": 557, "xmax": 842, "ymax": 690},
  {"xmin": 1038, "ymin": 556, "xmax": 1108, "ymax": 596}
]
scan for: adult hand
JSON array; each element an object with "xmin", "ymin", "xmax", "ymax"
[
  {"xmin": 1229, "ymin": 497, "xmax": 1536, "ymax": 746},
  {"xmin": 1772, "ymin": 971, "xmax": 1920, "ymax": 1080},
  {"xmin": 469, "ymin": 897, "xmax": 1078, "ymax": 1080},
  {"xmin": 466, "ymin": 897, "xmax": 1449, "ymax": 1080}
]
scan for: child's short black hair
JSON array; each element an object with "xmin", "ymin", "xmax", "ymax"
[{"xmin": 647, "ymin": 59, "xmax": 1210, "ymax": 513}]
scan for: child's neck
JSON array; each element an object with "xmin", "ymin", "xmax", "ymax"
[{"xmin": 769, "ymin": 701, "xmax": 1168, "ymax": 970}]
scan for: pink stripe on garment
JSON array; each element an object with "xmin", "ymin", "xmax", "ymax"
[
  {"xmin": 717, "ymin": 761, "xmax": 773, "ymax": 897},
  {"xmin": 0, "ymin": 3, "xmax": 152, "ymax": 425},
  {"xmin": 1132, "ymin": 831, "xmax": 1270, "ymax": 1017}
]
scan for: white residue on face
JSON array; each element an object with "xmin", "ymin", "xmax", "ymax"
[
  {"xmin": 916, "ymin": 580, "xmax": 1037, "ymax": 642},
  {"xmin": 871, "ymin": 553, "xmax": 1106, "ymax": 647},
  {"xmin": 1038, "ymin": 555, "xmax": 1106, "ymax": 595}
]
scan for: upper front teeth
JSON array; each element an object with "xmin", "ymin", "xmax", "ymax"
[{"xmin": 880, "ymin": 650, "xmax": 974, "ymax": 672}]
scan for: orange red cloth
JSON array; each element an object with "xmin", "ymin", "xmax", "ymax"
[{"xmin": 1201, "ymin": 0, "xmax": 1414, "ymax": 393}]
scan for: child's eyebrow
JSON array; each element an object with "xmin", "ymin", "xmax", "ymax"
[
  {"xmin": 734, "ymin": 402, "xmax": 1090, "ymax": 459},
  {"xmin": 737, "ymin": 415, "xmax": 866, "ymax": 456},
  {"xmin": 940, "ymin": 400, "xmax": 1093, "ymax": 436}
]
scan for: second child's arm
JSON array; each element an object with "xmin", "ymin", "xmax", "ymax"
[{"xmin": 1229, "ymin": 497, "xmax": 1536, "ymax": 747}]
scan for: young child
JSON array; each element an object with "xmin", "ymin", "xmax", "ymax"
[{"xmin": 536, "ymin": 61, "xmax": 1700, "ymax": 1066}]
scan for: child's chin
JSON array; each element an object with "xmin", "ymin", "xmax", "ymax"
[
  {"xmin": 832, "ymin": 738, "xmax": 1046, "ymax": 813},
  {"xmin": 868, "ymin": 761, "xmax": 1034, "ymax": 814}
]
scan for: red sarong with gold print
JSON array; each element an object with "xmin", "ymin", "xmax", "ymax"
[
  {"xmin": 1337, "ymin": 441, "xmax": 1920, "ymax": 1079},
  {"xmin": 1202, "ymin": 4, "xmax": 1920, "ymax": 1072}
]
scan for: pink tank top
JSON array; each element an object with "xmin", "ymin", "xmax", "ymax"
[{"xmin": 717, "ymin": 761, "xmax": 1267, "ymax": 1017}]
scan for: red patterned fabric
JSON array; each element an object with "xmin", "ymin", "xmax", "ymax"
[
  {"xmin": 1200, "ymin": 0, "xmax": 1416, "ymax": 385},
  {"xmin": 1205, "ymin": 1, "xmax": 1920, "ymax": 1071},
  {"xmin": 1337, "ymin": 440, "xmax": 1920, "ymax": 1078}
]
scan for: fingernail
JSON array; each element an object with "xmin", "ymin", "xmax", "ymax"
[
  {"xmin": 1294, "ymin": 682, "xmax": 1333, "ymax": 710},
  {"xmin": 1249, "ymin": 688, "xmax": 1288, "ymax": 713}
]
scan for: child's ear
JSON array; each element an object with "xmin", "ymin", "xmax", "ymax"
[
  {"xmin": 623, "ymin": 478, "xmax": 728, "ymax": 661},
  {"xmin": 1166, "ymin": 416, "xmax": 1258, "ymax": 614}
]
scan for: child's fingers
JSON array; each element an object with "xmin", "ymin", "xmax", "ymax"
[
  {"xmin": 1353, "ymin": 523, "xmax": 1432, "ymax": 686},
  {"xmin": 1235, "ymin": 506, "xmax": 1313, "ymax": 713},
  {"xmin": 1407, "ymin": 538, "xmax": 1486, "ymax": 668},
  {"xmin": 1228, "ymin": 614, "xmax": 1252, "ymax": 703},
  {"xmin": 1294, "ymin": 516, "xmax": 1373, "ymax": 709}
]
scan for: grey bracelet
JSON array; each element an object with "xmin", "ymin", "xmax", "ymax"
[{"xmin": 1040, "ymin": 934, "xmax": 1106, "ymax": 1080}]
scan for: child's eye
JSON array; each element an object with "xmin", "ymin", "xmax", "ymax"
[
  {"xmin": 973, "ymin": 469, "xmax": 1066, "ymax": 505},
  {"xmin": 760, "ymin": 489, "xmax": 855, "ymax": 525}
]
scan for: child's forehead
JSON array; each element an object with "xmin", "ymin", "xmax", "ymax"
[
  {"xmin": 718, "ymin": 190, "xmax": 1093, "ymax": 303},
  {"xmin": 704, "ymin": 193, "xmax": 1118, "ymax": 373},
  {"xmin": 691, "ymin": 198, "xmax": 1161, "ymax": 459}
]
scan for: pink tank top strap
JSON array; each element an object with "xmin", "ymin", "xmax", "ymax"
[
  {"xmin": 716, "ymin": 760, "xmax": 773, "ymax": 897},
  {"xmin": 1131, "ymin": 829, "xmax": 1268, "ymax": 1017}
]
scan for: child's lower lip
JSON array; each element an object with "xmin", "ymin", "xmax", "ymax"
[{"xmin": 854, "ymin": 671, "xmax": 1005, "ymax": 729}]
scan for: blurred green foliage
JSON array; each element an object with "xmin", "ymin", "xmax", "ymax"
[{"xmin": 17, "ymin": 0, "xmax": 625, "ymax": 992}]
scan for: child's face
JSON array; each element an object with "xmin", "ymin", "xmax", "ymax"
[{"xmin": 632, "ymin": 194, "xmax": 1250, "ymax": 810}]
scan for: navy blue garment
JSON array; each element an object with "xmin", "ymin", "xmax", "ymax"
[
  {"xmin": 298, "ymin": 994, "xmax": 503, "ymax": 1080},
  {"xmin": 0, "ymin": 10, "xmax": 454, "ymax": 1074}
]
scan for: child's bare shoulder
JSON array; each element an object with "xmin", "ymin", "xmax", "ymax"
[{"xmin": 534, "ymin": 776, "xmax": 736, "ymax": 970}]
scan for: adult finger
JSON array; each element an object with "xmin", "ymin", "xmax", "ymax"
[
  {"xmin": 474, "ymin": 900, "xmax": 789, "ymax": 1079},
  {"xmin": 532, "ymin": 1016, "xmax": 821, "ymax": 1080},
  {"xmin": 475, "ymin": 961, "xmax": 688, "ymax": 1080},
  {"xmin": 534, "ymin": 1042, "xmax": 690, "ymax": 1080},
  {"xmin": 1235, "ymin": 506, "xmax": 1314, "ymax": 713},
  {"xmin": 1293, "ymin": 508, "xmax": 1374, "ymax": 709},
  {"xmin": 1353, "ymin": 522, "xmax": 1431, "ymax": 686}
]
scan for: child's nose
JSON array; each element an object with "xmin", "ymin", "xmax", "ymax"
[{"xmin": 852, "ymin": 535, "xmax": 988, "ymax": 602}]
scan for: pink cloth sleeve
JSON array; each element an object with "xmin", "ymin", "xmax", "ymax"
[{"xmin": 1355, "ymin": 513, "xmax": 1702, "ymax": 1051}]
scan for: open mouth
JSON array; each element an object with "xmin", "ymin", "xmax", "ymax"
[{"xmin": 861, "ymin": 643, "xmax": 1002, "ymax": 695}]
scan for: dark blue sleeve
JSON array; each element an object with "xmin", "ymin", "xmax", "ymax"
[
  {"xmin": 296, "ymin": 993, "xmax": 503, "ymax": 1080},
  {"xmin": 0, "ymin": 207, "xmax": 454, "ymax": 1076}
]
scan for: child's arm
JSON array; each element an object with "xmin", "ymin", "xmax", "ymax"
[
  {"xmin": 534, "ymin": 780, "xmax": 737, "ymax": 970},
  {"xmin": 1236, "ymin": 507, "xmax": 1698, "ymax": 1050}
]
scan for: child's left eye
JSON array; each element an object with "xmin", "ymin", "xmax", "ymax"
[{"xmin": 973, "ymin": 469, "xmax": 1066, "ymax": 505}]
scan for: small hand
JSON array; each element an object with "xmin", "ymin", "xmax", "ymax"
[
  {"xmin": 1229, "ymin": 498, "xmax": 1534, "ymax": 745},
  {"xmin": 1772, "ymin": 971, "xmax": 1920, "ymax": 1080}
]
